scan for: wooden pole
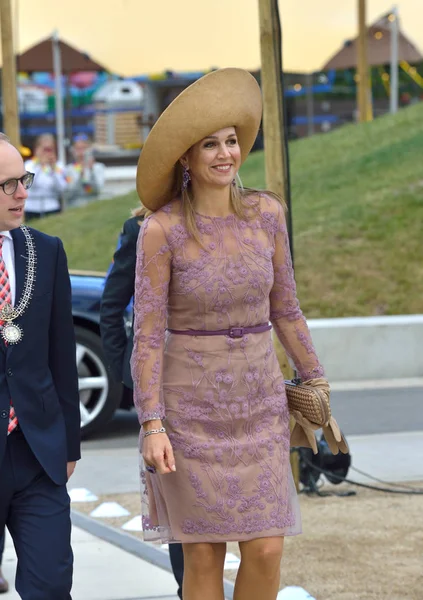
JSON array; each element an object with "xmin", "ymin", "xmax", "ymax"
[
  {"xmin": 0, "ymin": 0, "xmax": 21, "ymax": 146},
  {"xmin": 258, "ymin": 0, "xmax": 286, "ymax": 203},
  {"xmin": 258, "ymin": 0, "xmax": 300, "ymax": 490},
  {"xmin": 258, "ymin": 0, "xmax": 293, "ymax": 374},
  {"xmin": 389, "ymin": 6, "xmax": 399, "ymax": 114},
  {"xmin": 357, "ymin": 0, "xmax": 371, "ymax": 122}
]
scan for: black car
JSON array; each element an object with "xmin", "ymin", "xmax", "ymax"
[{"xmin": 70, "ymin": 270, "xmax": 132, "ymax": 437}]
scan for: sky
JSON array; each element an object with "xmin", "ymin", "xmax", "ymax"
[{"xmin": 1, "ymin": 0, "xmax": 422, "ymax": 75}]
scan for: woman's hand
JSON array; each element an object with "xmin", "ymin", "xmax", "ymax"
[{"xmin": 142, "ymin": 430, "xmax": 176, "ymax": 475}]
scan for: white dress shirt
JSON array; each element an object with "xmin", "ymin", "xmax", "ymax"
[{"xmin": 0, "ymin": 230, "xmax": 16, "ymax": 306}]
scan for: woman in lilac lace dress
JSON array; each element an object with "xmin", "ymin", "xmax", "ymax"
[{"xmin": 131, "ymin": 69, "xmax": 325, "ymax": 600}]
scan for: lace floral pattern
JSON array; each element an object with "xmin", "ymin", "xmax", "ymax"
[{"xmin": 131, "ymin": 194, "xmax": 323, "ymax": 543}]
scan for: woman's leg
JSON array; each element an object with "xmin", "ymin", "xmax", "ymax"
[
  {"xmin": 182, "ymin": 542, "xmax": 226, "ymax": 600},
  {"xmin": 234, "ymin": 537, "xmax": 284, "ymax": 600}
]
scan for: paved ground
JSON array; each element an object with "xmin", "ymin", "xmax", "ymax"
[
  {"xmin": 81, "ymin": 385, "xmax": 423, "ymax": 448},
  {"xmin": 2, "ymin": 527, "xmax": 179, "ymax": 600},
  {"xmin": 71, "ymin": 430, "xmax": 423, "ymax": 497},
  {"xmin": 71, "ymin": 385, "xmax": 423, "ymax": 495},
  {"xmin": 3, "ymin": 384, "xmax": 422, "ymax": 599},
  {"xmin": 330, "ymin": 386, "xmax": 423, "ymax": 435}
]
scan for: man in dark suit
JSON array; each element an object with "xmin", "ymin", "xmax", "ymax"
[
  {"xmin": 0, "ymin": 133, "xmax": 80, "ymax": 599},
  {"xmin": 99, "ymin": 215, "xmax": 139, "ymax": 393},
  {"xmin": 100, "ymin": 212, "xmax": 185, "ymax": 600}
]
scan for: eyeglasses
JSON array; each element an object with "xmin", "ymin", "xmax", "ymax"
[{"xmin": 0, "ymin": 172, "xmax": 35, "ymax": 196}]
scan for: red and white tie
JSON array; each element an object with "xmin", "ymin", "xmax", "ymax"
[
  {"xmin": 0, "ymin": 236, "xmax": 18, "ymax": 435},
  {"xmin": 8, "ymin": 402, "xmax": 18, "ymax": 435}
]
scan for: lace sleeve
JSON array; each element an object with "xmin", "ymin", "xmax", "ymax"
[
  {"xmin": 130, "ymin": 215, "xmax": 171, "ymax": 424},
  {"xmin": 269, "ymin": 201, "xmax": 324, "ymax": 381}
]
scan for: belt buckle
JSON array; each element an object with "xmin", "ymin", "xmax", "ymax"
[{"xmin": 229, "ymin": 327, "xmax": 244, "ymax": 338}]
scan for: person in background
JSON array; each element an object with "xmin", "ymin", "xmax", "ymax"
[
  {"xmin": 24, "ymin": 134, "xmax": 67, "ymax": 220},
  {"xmin": 0, "ymin": 533, "xmax": 8, "ymax": 593},
  {"xmin": 99, "ymin": 209, "xmax": 184, "ymax": 600},
  {"xmin": 65, "ymin": 134, "xmax": 105, "ymax": 206}
]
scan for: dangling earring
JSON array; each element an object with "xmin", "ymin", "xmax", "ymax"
[
  {"xmin": 233, "ymin": 173, "xmax": 243, "ymax": 189},
  {"xmin": 182, "ymin": 166, "xmax": 191, "ymax": 191}
]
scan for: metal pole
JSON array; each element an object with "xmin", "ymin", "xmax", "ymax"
[
  {"xmin": 389, "ymin": 6, "xmax": 399, "ymax": 114},
  {"xmin": 357, "ymin": 0, "xmax": 370, "ymax": 122},
  {"xmin": 306, "ymin": 72, "xmax": 314, "ymax": 136},
  {"xmin": 52, "ymin": 30, "xmax": 66, "ymax": 164},
  {"xmin": 0, "ymin": 0, "xmax": 21, "ymax": 146}
]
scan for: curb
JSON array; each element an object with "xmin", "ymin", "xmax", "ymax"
[{"xmin": 71, "ymin": 509, "xmax": 235, "ymax": 600}]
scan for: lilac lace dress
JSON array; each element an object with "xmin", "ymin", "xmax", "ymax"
[{"xmin": 131, "ymin": 194, "xmax": 324, "ymax": 544}]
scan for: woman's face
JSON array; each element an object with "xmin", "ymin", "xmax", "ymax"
[
  {"xmin": 35, "ymin": 139, "xmax": 56, "ymax": 159},
  {"xmin": 182, "ymin": 127, "xmax": 241, "ymax": 189}
]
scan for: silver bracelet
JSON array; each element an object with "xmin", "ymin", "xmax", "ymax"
[{"xmin": 143, "ymin": 427, "xmax": 166, "ymax": 437}]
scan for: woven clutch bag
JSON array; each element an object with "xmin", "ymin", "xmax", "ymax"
[
  {"xmin": 285, "ymin": 377, "xmax": 349, "ymax": 455},
  {"xmin": 285, "ymin": 378, "xmax": 331, "ymax": 427}
]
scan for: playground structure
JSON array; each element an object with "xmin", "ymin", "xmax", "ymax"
[{"xmin": 9, "ymin": 58, "xmax": 422, "ymax": 161}]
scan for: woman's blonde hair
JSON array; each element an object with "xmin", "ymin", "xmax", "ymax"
[
  {"xmin": 131, "ymin": 205, "xmax": 148, "ymax": 218},
  {"xmin": 132, "ymin": 162, "xmax": 285, "ymax": 241},
  {"xmin": 174, "ymin": 162, "xmax": 267, "ymax": 244}
]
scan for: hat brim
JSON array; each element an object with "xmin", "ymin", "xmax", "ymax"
[{"xmin": 136, "ymin": 68, "xmax": 263, "ymax": 211}]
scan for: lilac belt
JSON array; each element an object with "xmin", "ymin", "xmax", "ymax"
[{"xmin": 167, "ymin": 323, "xmax": 271, "ymax": 338}]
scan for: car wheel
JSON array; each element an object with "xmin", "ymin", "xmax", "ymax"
[{"xmin": 74, "ymin": 325, "xmax": 122, "ymax": 438}]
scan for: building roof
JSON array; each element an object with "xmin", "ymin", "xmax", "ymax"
[
  {"xmin": 16, "ymin": 37, "xmax": 109, "ymax": 73},
  {"xmin": 322, "ymin": 13, "xmax": 422, "ymax": 70}
]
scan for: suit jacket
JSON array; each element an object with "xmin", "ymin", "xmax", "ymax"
[
  {"xmin": 0, "ymin": 227, "xmax": 80, "ymax": 486},
  {"xmin": 100, "ymin": 216, "xmax": 142, "ymax": 389}
]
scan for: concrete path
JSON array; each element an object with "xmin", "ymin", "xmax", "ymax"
[{"xmin": 2, "ymin": 527, "xmax": 179, "ymax": 600}]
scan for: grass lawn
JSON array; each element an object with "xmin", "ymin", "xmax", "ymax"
[{"xmin": 34, "ymin": 102, "xmax": 423, "ymax": 318}]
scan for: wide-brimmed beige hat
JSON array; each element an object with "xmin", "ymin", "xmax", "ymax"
[{"xmin": 136, "ymin": 68, "xmax": 262, "ymax": 211}]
